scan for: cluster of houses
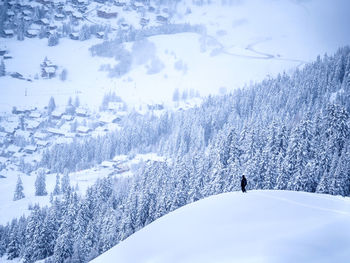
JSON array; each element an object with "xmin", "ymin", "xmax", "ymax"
[
  {"xmin": 0, "ymin": 0, "xmax": 170, "ymax": 40},
  {"xmin": 0, "ymin": 101, "xmax": 127, "ymax": 170}
]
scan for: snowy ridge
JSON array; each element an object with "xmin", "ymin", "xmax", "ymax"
[{"xmin": 91, "ymin": 190, "xmax": 350, "ymax": 263}]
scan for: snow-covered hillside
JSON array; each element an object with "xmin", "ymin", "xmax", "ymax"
[
  {"xmin": 1, "ymin": 0, "xmax": 350, "ymax": 112},
  {"xmin": 92, "ymin": 190, "xmax": 350, "ymax": 263}
]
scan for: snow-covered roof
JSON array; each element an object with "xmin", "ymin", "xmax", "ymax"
[
  {"xmin": 44, "ymin": 66, "xmax": 56, "ymax": 74},
  {"xmin": 7, "ymin": 145, "xmax": 21, "ymax": 153},
  {"xmin": 24, "ymin": 145, "xmax": 37, "ymax": 152},
  {"xmin": 26, "ymin": 29, "xmax": 38, "ymax": 36},
  {"xmin": 23, "ymin": 10, "xmax": 32, "ymax": 16},
  {"xmin": 99, "ymin": 5, "xmax": 119, "ymax": 13},
  {"xmin": 77, "ymin": 126, "xmax": 91, "ymax": 133},
  {"xmin": 3, "ymin": 29, "xmax": 14, "ymax": 35},
  {"xmin": 99, "ymin": 113, "xmax": 120, "ymax": 123},
  {"xmin": 54, "ymin": 137, "xmax": 73, "ymax": 145},
  {"xmin": 51, "ymin": 110, "xmax": 64, "ymax": 118},
  {"xmin": 64, "ymin": 5, "xmax": 75, "ymax": 12},
  {"xmin": 47, "ymin": 128, "xmax": 66, "ymax": 136},
  {"xmin": 3, "ymin": 122, "xmax": 18, "ymax": 134},
  {"xmin": 134, "ymin": 2, "xmax": 144, "ymax": 7},
  {"xmin": 14, "ymin": 130, "xmax": 31, "ymax": 139},
  {"xmin": 76, "ymin": 108, "xmax": 88, "ymax": 116},
  {"xmin": 0, "ymin": 131, "xmax": 7, "ymax": 138},
  {"xmin": 34, "ymin": 132, "xmax": 48, "ymax": 140},
  {"xmin": 40, "ymin": 18, "xmax": 49, "ymax": 25},
  {"xmin": 26, "ymin": 120, "xmax": 41, "ymax": 130},
  {"xmin": 72, "ymin": 12, "xmax": 83, "ymax": 18},
  {"xmin": 62, "ymin": 114, "xmax": 74, "ymax": 121},
  {"xmin": 29, "ymin": 112, "xmax": 41, "ymax": 118},
  {"xmin": 24, "ymin": 16, "xmax": 32, "ymax": 21},
  {"xmin": 6, "ymin": 11, "xmax": 15, "ymax": 16},
  {"xmin": 55, "ymin": 13, "xmax": 65, "ymax": 18},
  {"xmin": 101, "ymin": 161, "xmax": 116, "ymax": 168},
  {"xmin": 36, "ymin": 140, "xmax": 49, "ymax": 147}
]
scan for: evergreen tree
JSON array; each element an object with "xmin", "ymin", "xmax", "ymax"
[
  {"xmin": 47, "ymin": 97, "xmax": 56, "ymax": 115},
  {"xmin": 0, "ymin": 59, "xmax": 5, "ymax": 77},
  {"xmin": 53, "ymin": 174, "xmax": 61, "ymax": 196},
  {"xmin": 13, "ymin": 175, "xmax": 25, "ymax": 201},
  {"xmin": 35, "ymin": 171, "xmax": 47, "ymax": 196}
]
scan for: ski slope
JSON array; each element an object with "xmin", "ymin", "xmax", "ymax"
[{"xmin": 91, "ymin": 190, "xmax": 350, "ymax": 263}]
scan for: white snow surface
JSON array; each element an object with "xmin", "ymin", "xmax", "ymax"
[{"xmin": 91, "ymin": 190, "xmax": 350, "ymax": 263}]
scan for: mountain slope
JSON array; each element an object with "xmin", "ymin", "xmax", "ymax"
[{"xmin": 91, "ymin": 190, "xmax": 350, "ymax": 263}]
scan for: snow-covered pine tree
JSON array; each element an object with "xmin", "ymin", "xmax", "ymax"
[
  {"xmin": 0, "ymin": 59, "xmax": 5, "ymax": 77},
  {"xmin": 13, "ymin": 175, "xmax": 25, "ymax": 201},
  {"xmin": 53, "ymin": 174, "xmax": 61, "ymax": 196},
  {"xmin": 35, "ymin": 171, "xmax": 47, "ymax": 196}
]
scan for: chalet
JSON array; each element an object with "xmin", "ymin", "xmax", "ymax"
[
  {"xmin": 97, "ymin": 6, "xmax": 118, "ymax": 19},
  {"xmin": 0, "ymin": 131, "xmax": 7, "ymax": 139},
  {"xmin": 47, "ymin": 128, "xmax": 66, "ymax": 136},
  {"xmin": 69, "ymin": 32, "xmax": 79, "ymax": 40},
  {"xmin": 133, "ymin": 1, "xmax": 145, "ymax": 11},
  {"xmin": 36, "ymin": 140, "xmax": 49, "ymax": 147},
  {"xmin": 62, "ymin": 114, "xmax": 74, "ymax": 121},
  {"xmin": 23, "ymin": 10, "xmax": 32, "ymax": 16},
  {"xmin": 29, "ymin": 112, "xmax": 41, "ymax": 118},
  {"xmin": 43, "ymin": 66, "xmax": 56, "ymax": 78},
  {"xmin": 26, "ymin": 120, "xmax": 41, "ymax": 130},
  {"xmin": 7, "ymin": 145, "xmax": 21, "ymax": 154},
  {"xmin": 101, "ymin": 161, "xmax": 117, "ymax": 168},
  {"xmin": 3, "ymin": 122, "xmax": 18, "ymax": 135},
  {"xmin": 54, "ymin": 13, "xmax": 65, "ymax": 21},
  {"xmin": 49, "ymin": 23, "xmax": 58, "ymax": 30},
  {"xmin": 41, "ymin": 58, "xmax": 57, "ymax": 79},
  {"xmin": 96, "ymin": 31, "xmax": 105, "ymax": 39},
  {"xmin": 76, "ymin": 126, "xmax": 91, "ymax": 134},
  {"xmin": 0, "ymin": 47, "xmax": 7, "ymax": 56},
  {"xmin": 64, "ymin": 5, "xmax": 75, "ymax": 14},
  {"xmin": 12, "ymin": 106, "xmax": 36, "ymax": 114},
  {"xmin": 36, "ymin": 0, "xmax": 52, "ymax": 5},
  {"xmin": 6, "ymin": 11, "xmax": 15, "ymax": 17},
  {"xmin": 77, "ymin": 0, "xmax": 88, "ymax": 5},
  {"xmin": 26, "ymin": 29, "xmax": 38, "ymax": 38},
  {"xmin": 51, "ymin": 110, "xmax": 64, "ymax": 119},
  {"xmin": 14, "ymin": 130, "xmax": 31, "ymax": 139},
  {"xmin": 3, "ymin": 29, "xmax": 14, "ymax": 38},
  {"xmin": 34, "ymin": 132, "xmax": 49, "ymax": 140},
  {"xmin": 23, "ymin": 16, "xmax": 32, "ymax": 22},
  {"xmin": 120, "ymin": 23, "xmax": 130, "ymax": 30},
  {"xmin": 72, "ymin": 12, "xmax": 83, "ymax": 20},
  {"xmin": 54, "ymin": 137, "xmax": 73, "ymax": 145},
  {"xmin": 115, "ymin": 0, "xmax": 127, "ymax": 6},
  {"xmin": 99, "ymin": 113, "xmax": 121, "ymax": 124},
  {"xmin": 140, "ymin": 17, "xmax": 149, "ymax": 28},
  {"xmin": 24, "ymin": 145, "xmax": 37, "ymax": 154},
  {"xmin": 75, "ymin": 108, "xmax": 88, "ymax": 117},
  {"xmin": 156, "ymin": 15, "xmax": 168, "ymax": 24},
  {"xmin": 39, "ymin": 18, "xmax": 50, "ymax": 26}
]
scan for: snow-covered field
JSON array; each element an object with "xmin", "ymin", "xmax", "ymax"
[
  {"xmin": 1, "ymin": 0, "xmax": 349, "ymax": 112},
  {"xmin": 92, "ymin": 190, "xmax": 350, "ymax": 263}
]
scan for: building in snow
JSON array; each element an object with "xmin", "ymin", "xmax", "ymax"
[{"xmin": 97, "ymin": 6, "xmax": 118, "ymax": 19}]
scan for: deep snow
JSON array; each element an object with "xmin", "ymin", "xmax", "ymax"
[{"xmin": 91, "ymin": 190, "xmax": 350, "ymax": 263}]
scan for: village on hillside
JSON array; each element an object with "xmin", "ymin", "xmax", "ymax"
[{"xmin": 0, "ymin": 98, "xmax": 130, "ymax": 177}]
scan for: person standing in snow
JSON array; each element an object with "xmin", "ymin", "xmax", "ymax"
[{"xmin": 241, "ymin": 175, "xmax": 247, "ymax": 193}]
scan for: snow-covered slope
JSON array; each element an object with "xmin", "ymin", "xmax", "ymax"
[{"xmin": 91, "ymin": 190, "xmax": 350, "ymax": 263}]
